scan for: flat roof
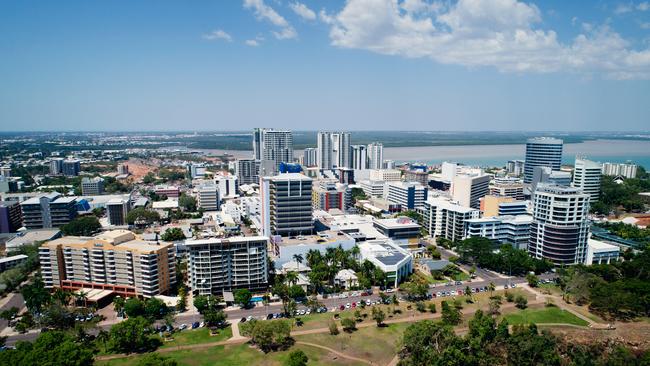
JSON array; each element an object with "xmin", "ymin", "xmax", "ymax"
[
  {"xmin": 278, "ymin": 230, "xmax": 352, "ymax": 245},
  {"xmin": 0, "ymin": 254, "xmax": 28, "ymax": 264},
  {"xmin": 374, "ymin": 218, "xmax": 420, "ymax": 229},
  {"xmin": 588, "ymin": 238, "xmax": 621, "ymax": 252},
  {"xmin": 185, "ymin": 235, "xmax": 269, "ymax": 246}
]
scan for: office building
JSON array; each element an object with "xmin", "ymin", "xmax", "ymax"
[
  {"xmin": 419, "ymin": 196, "xmax": 480, "ymax": 242},
  {"xmin": 572, "ymin": 157, "xmax": 602, "ymax": 203},
  {"xmin": 20, "ymin": 192, "xmax": 77, "ymax": 229},
  {"xmin": 369, "ymin": 169, "xmax": 401, "ymax": 182},
  {"xmin": 253, "ymin": 128, "xmax": 294, "ymax": 175},
  {"xmin": 602, "ymin": 162, "xmax": 637, "ymax": 179},
  {"xmin": 585, "ymin": 238, "xmax": 620, "ymax": 265},
  {"xmin": 506, "ymin": 160, "xmax": 525, "ymax": 176},
  {"xmin": 529, "ymin": 184, "xmax": 590, "ymax": 265},
  {"xmin": 386, "ymin": 181, "xmax": 427, "ymax": 210},
  {"xmin": 404, "ymin": 169, "xmax": 429, "ymax": 186},
  {"xmin": 62, "ymin": 159, "xmax": 81, "ymax": 176},
  {"xmin": 489, "ymin": 177, "xmax": 525, "ymax": 200},
  {"xmin": 187, "ymin": 163, "xmax": 206, "ymax": 179},
  {"xmin": 106, "ymin": 198, "xmax": 130, "ymax": 226},
  {"xmin": 359, "ymin": 180, "xmax": 386, "ymax": 198},
  {"xmin": 260, "ymin": 173, "xmax": 313, "ymax": 237},
  {"xmin": 531, "ymin": 166, "xmax": 572, "ymax": 189},
  {"xmin": 498, "ymin": 201, "xmax": 528, "ymax": 216},
  {"xmin": 524, "ymin": 137, "xmax": 563, "ymax": 183},
  {"xmin": 384, "ymin": 160, "xmax": 396, "ymax": 169},
  {"xmin": 0, "ymin": 200, "xmax": 23, "ymax": 233},
  {"xmin": 185, "ymin": 236, "xmax": 268, "ymax": 295},
  {"xmin": 373, "ymin": 217, "xmax": 421, "ymax": 250},
  {"xmin": 50, "ymin": 158, "xmax": 64, "ymax": 175},
  {"xmin": 214, "ymin": 175, "xmax": 238, "ymax": 199},
  {"xmin": 117, "ymin": 163, "xmax": 129, "ymax": 175},
  {"xmin": 466, "ymin": 215, "xmax": 533, "ymax": 250},
  {"xmin": 302, "ymin": 148, "xmax": 317, "ymax": 167},
  {"xmin": 81, "ymin": 177, "xmax": 105, "ymax": 195},
  {"xmin": 451, "ymin": 174, "xmax": 490, "ymax": 209},
  {"xmin": 480, "ymin": 195, "xmax": 515, "ymax": 217},
  {"xmin": 39, "ymin": 230, "xmax": 176, "ymax": 297},
  {"xmin": 0, "ymin": 166, "xmax": 11, "ymax": 177},
  {"xmin": 312, "ymin": 179, "xmax": 352, "ymax": 212},
  {"xmin": 0, "ymin": 254, "xmax": 28, "ymax": 273},
  {"xmin": 235, "ymin": 158, "xmax": 260, "ymax": 185},
  {"xmin": 367, "ymin": 142, "xmax": 384, "ymax": 170},
  {"xmin": 317, "ymin": 131, "xmax": 351, "ymax": 169},
  {"xmin": 358, "ymin": 240, "xmax": 412, "ymax": 287},
  {"xmin": 197, "ymin": 183, "xmax": 220, "ymax": 211},
  {"xmin": 351, "ymin": 145, "xmax": 368, "ymax": 170},
  {"xmin": 154, "ymin": 185, "xmax": 180, "ymax": 198},
  {"xmin": 0, "ymin": 176, "xmax": 20, "ymax": 193}
]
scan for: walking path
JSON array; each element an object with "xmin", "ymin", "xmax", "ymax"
[{"xmin": 295, "ymin": 341, "xmax": 373, "ymax": 365}]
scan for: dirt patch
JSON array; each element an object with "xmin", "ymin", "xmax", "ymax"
[{"xmin": 547, "ymin": 321, "xmax": 650, "ymax": 351}]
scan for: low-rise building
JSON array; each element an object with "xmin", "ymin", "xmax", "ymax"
[
  {"xmin": 0, "ymin": 254, "xmax": 28, "ymax": 272},
  {"xmin": 419, "ymin": 196, "xmax": 480, "ymax": 242},
  {"xmin": 386, "ymin": 181, "xmax": 427, "ymax": 210},
  {"xmin": 81, "ymin": 177, "xmax": 105, "ymax": 195},
  {"xmin": 585, "ymin": 238, "xmax": 620, "ymax": 265},
  {"xmin": 154, "ymin": 185, "xmax": 180, "ymax": 199},
  {"xmin": 368, "ymin": 169, "xmax": 401, "ymax": 182},
  {"xmin": 20, "ymin": 192, "xmax": 78, "ymax": 229},
  {"xmin": 312, "ymin": 179, "xmax": 352, "ymax": 212},
  {"xmin": 107, "ymin": 198, "xmax": 130, "ymax": 226},
  {"xmin": 270, "ymin": 230, "xmax": 356, "ymax": 268},
  {"xmin": 198, "ymin": 183, "xmax": 220, "ymax": 211},
  {"xmin": 466, "ymin": 215, "xmax": 533, "ymax": 250},
  {"xmin": 358, "ymin": 240, "xmax": 412, "ymax": 287},
  {"xmin": 373, "ymin": 217, "xmax": 421, "ymax": 250},
  {"xmin": 359, "ymin": 180, "xmax": 386, "ymax": 198}
]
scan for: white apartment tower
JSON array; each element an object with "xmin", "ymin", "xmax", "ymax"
[
  {"xmin": 351, "ymin": 145, "xmax": 368, "ymax": 170},
  {"xmin": 317, "ymin": 131, "xmax": 351, "ymax": 169},
  {"xmin": 253, "ymin": 128, "xmax": 293, "ymax": 175},
  {"xmin": 572, "ymin": 157, "xmax": 602, "ymax": 203},
  {"xmin": 367, "ymin": 142, "xmax": 384, "ymax": 170}
]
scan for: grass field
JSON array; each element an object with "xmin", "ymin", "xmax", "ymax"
[
  {"xmin": 97, "ymin": 341, "xmax": 367, "ymax": 366},
  {"xmin": 160, "ymin": 326, "xmax": 232, "ymax": 348},
  {"xmin": 504, "ymin": 306, "xmax": 589, "ymax": 327}
]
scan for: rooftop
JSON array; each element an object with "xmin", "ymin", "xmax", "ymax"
[{"xmin": 374, "ymin": 217, "xmax": 420, "ymax": 229}]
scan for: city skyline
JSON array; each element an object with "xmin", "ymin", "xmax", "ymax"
[{"xmin": 1, "ymin": 0, "xmax": 649, "ymax": 132}]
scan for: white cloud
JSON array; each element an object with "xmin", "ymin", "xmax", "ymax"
[
  {"xmin": 245, "ymin": 39, "xmax": 260, "ymax": 46},
  {"xmin": 641, "ymin": 22, "xmax": 650, "ymax": 29},
  {"xmin": 614, "ymin": 3, "xmax": 633, "ymax": 14},
  {"xmin": 202, "ymin": 29, "xmax": 233, "ymax": 42},
  {"xmin": 323, "ymin": 0, "xmax": 650, "ymax": 79},
  {"xmin": 638, "ymin": 1, "xmax": 650, "ymax": 11},
  {"xmin": 243, "ymin": 0, "xmax": 297, "ymax": 39},
  {"xmin": 290, "ymin": 2, "xmax": 316, "ymax": 20},
  {"xmin": 571, "ymin": 16, "xmax": 578, "ymax": 26}
]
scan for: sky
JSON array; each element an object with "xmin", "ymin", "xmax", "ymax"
[{"xmin": 1, "ymin": 0, "xmax": 649, "ymax": 132}]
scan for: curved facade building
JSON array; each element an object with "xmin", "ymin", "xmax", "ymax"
[
  {"xmin": 524, "ymin": 137, "xmax": 563, "ymax": 183},
  {"xmin": 528, "ymin": 184, "xmax": 590, "ymax": 265}
]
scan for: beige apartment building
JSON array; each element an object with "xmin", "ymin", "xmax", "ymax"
[{"xmin": 39, "ymin": 230, "xmax": 175, "ymax": 298}]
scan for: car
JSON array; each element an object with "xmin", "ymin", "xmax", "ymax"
[
  {"xmin": 455, "ymin": 281, "xmax": 462, "ymax": 285},
  {"xmin": 267, "ymin": 314, "xmax": 274, "ymax": 320},
  {"xmin": 305, "ymin": 309, "xmax": 311, "ymax": 315},
  {"xmin": 200, "ymin": 322, "xmax": 205, "ymax": 327},
  {"xmin": 339, "ymin": 305, "xmax": 345, "ymax": 311},
  {"xmin": 192, "ymin": 322, "xmax": 199, "ymax": 329},
  {"xmin": 450, "ymin": 290, "xmax": 457, "ymax": 296},
  {"xmin": 436, "ymin": 292, "xmax": 442, "ymax": 297},
  {"xmin": 511, "ymin": 284, "xmax": 516, "ymax": 288},
  {"xmin": 240, "ymin": 317, "xmax": 246, "ymax": 323},
  {"xmin": 247, "ymin": 315, "xmax": 254, "ymax": 321},
  {"xmin": 179, "ymin": 324, "xmax": 188, "ymax": 330},
  {"xmin": 345, "ymin": 303, "xmax": 351, "ymax": 309}
]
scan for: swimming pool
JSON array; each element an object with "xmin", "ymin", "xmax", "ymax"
[{"xmin": 251, "ymin": 296, "xmax": 264, "ymax": 302}]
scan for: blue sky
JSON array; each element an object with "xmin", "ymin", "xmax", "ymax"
[{"xmin": 0, "ymin": 0, "xmax": 649, "ymax": 132}]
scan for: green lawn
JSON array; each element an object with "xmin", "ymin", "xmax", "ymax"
[
  {"xmin": 97, "ymin": 343, "xmax": 366, "ymax": 366},
  {"xmin": 160, "ymin": 326, "xmax": 232, "ymax": 348},
  {"xmin": 504, "ymin": 306, "xmax": 589, "ymax": 327}
]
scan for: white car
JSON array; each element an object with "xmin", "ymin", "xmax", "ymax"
[{"xmin": 179, "ymin": 324, "xmax": 188, "ymax": 330}]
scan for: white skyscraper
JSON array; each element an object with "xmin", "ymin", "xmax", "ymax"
[
  {"xmin": 317, "ymin": 131, "xmax": 351, "ymax": 169},
  {"xmin": 303, "ymin": 148, "xmax": 317, "ymax": 167},
  {"xmin": 351, "ymin": 145, "xmax": 368, "ymax": 170},
  {"xmin": 367, "ymin": 142, "xmax": 384, "ymax": 170},
  {"xmin": 572, "ymin": 157, "xmax": 602, "ymax": 203},
  {"xmin": 253, "ymin": 128, "xmax": 293, "ymax": 175}
]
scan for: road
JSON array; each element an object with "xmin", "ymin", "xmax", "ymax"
[
  {"xmin": 0, "ymin": 292, "xmax": 25, "ymax": 331},
  {"xmin": 3, "ymin": 269, "xmax": 557, "ymax": 346}
]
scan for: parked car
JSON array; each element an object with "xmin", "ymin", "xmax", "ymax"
[
  {"xmin": 240, "ymin": 317, "xmax": 246, "ymax": 323},
  {"xmin": 179, "ymin": 324, "xmax": 188, "ymax": 330},
  {"xmin": 192, "ymin": 322, "xmax": 199, "ymax": 329}
]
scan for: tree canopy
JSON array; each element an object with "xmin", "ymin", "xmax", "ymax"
[{"xmin": 60, "ymin": 216, "xmax": 101, "ymax": 236}]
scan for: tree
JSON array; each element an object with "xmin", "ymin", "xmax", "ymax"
[
  {"xmin": 193, "ymin": 295, "xmax": 209, "ymax": 314},
  {"xmin": 108, "ymin": 316, "xmax": 159, "ymax": 353},
  {"xmin": 60, "ymin": 216, "xmax": 101, "ymax": 236},
  {"xmin": 514, "ymin": 294, "xmax": 528, "ymax": 309},
  {"xmin": 240, "ymin": 320, "xmax": 292, "ymax": 352},
  {"xmin": 21, "ymin": 277, "xmax": 51, "ymax": 313},
  {"xmin": 415, "ymin": 302, "xmax": 426, "ymax": 312},
  {"xmin": 428, "ymin": 303, "xmax": 437, "ymax": 313},
  {"xmin": 144, "ymin": 297, "xmax": 168, "ymax": 319},
  {"xmin": 161, "ymin": 227, "xmax": 185, "ymax": 241},
  {"xmin": 234, "ymin": 289, "xmax": 252, "ymax": 308},
  {"xmin": 399, "ymin": 320, "xmax": 458, "ymax": 365},
  {"xmin": 441, "ymin": 300, "xmax": 462, "ymax": 325},
  {"xmin": 203, "ymin": 309, "xmax": 227, "ymax": 327},
  {"xmin": 488, "ymin": 282, "xmax": 496, "ymax": 297},
  {"xmin": 372, "ymin": 306, "xmax": 386, "ymax": 326},
  {"xmin": 0, "ymin": 306, "xmax": 19, "ymax": 322},
  {"xmin": 178, "ymin": 193, "xmax": 197, "ymax": 212},
  {"xmin": 0, "ymin": 331, "xmax": 94, "ymax": 366},
  {"xmin": 285, "ymin": 271, "xmax": 298, "ymax": 287},
  {"xmin": 126, "ymin": 207, "xmax": 160, "ymax": 225},
  {"xmin": 124, "ymin": 297, "xmax": 145, "ymax": 318},
  {"xmin": 328, "ymin": 320, "xmax": 339, "ymax": 335},
  {"xmin": 488, "ymin": 295, "xmax": 502, "ymax": 316},
  {"xmin": 285, "ymin": 349, "xmax": 308, "ymax": 366},
  {"xmin": 113, "ymin": 296, "xmax": 126, "ymax": 315},
  {"xmin": 292, "ymin": 254, "xmax": 304, "ymax": 271},
  {"xmin": 136, "ymin": 353, "xmax": 178, "ymax": 366},
  {"xmin": 526, "ymin": 273, "xmax": 539, "ymax": 287},
  {"xmin": 341, "ymin": 317, "xmax": 356, "ymax": 332},
  {"xmin": 177, "ymin": 286, "xmax": 188, "ymax": 312}
]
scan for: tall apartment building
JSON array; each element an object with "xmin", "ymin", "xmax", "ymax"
[
  {"xmin": 0, "ymin": 201, "xmax": 23, "ymax": 233},
  {"xmin": 107, "ymin": 198, "xmax": 130, "ymax": 226},
  {"xmin": 198, "ymin": 183, "xmax": 220, "ymax": 211},
  {"xmin": 572, "ymin": 157, "xmax": 602, "ymax": 203},
  {"xmin": 253, "ymin": 128, "xmax": 293, "ymax": 175},
  {"xmin": 528, "ymin": 184, "xmax": 590, "ymax": 265},
  {"xmin": 386, "ymin": 181, "xmax": 427, "ymax": 210},
  {"xmin": 466, "ymin": 215, "xmax": 533, "ymax": 250},
  {"xmin": 117, "ymin": 163, "xmax": 129, "ymax": 175},
  {"xmin": 187, "ymin": 163, "xmax": 206, "ymax": 179},
  {"xmin": 185, "ymin": 236, "xmax": 268, "ymax": 296},
  {"xmin": 302, "ymin": 148, "xmax": 317, "ymax": 167},
  {"xmin": 489, "ymin": 177, "xmax": 524, "ymax": 200},
  {"xmin": 312, "ymin": 179, "xmax": 351, "ymax": 212},
  {"xmin": 39, "ymin": 230, "xmax": 176, "ymax": 297},
  {"xmin": 602, "ymin": 162, "xmax": 637, "ymax": 179},
  {"xmin": 317, "ymin": 131, "xmax": 351, "ymax": 169},
  {"xmin": 451, "ymin": 174, "xmax": 490, "ymax": 209},
  {"xmin": 524, "ymin": 137, "xmax": 563, "ymax": 183},
  {"xmin": 62, "ymin": 159, "xmax": 81, "ymax": 176},
  {"xmin": 367, "ymin": 142, "xmax": 384, "ymax": 170},
  {"xmin": 236, "ymin": 158, "xmax": 261, "ymax": 185},
  {"xmin": 351, "ymin": 145, "xmax": 368, "ymax": 170},
  {"xmin": 369, "ymin": 169, "xmax": 401, "ymax": 182},
  {"xmin": 506, "ymin": 160, "xmax": 525, "ymax": 176},
  {"xmin": 419, "ymin": 196, "xmax": 480, "ymax": 242},
  {"xmin": 214, "ymin": 175, "xmax": 238, "ymax": 199},
  {"xmin": 81, "ymin": 177, "xmax": 105, "ymax": 195},
  {"xmin": 50, "ymin": 158, "xmax": 64, "ymax": 175},
  {"xmin": 20, "ymin": 192, "xmax": 77, "ymax": 229},
  {"xmin": 260, "ymin": 173, "xmax": 313, "ymax": 237}
]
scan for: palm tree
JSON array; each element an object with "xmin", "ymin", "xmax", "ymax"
[
  {"xmin": 75, "ymin": 290, "xmax": 89, "ymax": 308},
  {"xmin": 96, "ymin": 329, "xmax": 109, "ymax": 352},
  {"xmin": 285, "ymin": 271, "xmax": 298, "ymax": 286},
  {"xmin": 350, "ymin": 245, "xmax": 361, "ymax": 260},
  {"xmin": 488, "ymin": 282, "xmax": 496, "ymax": 297},
  {"xmin": 113, "ymin": 296, "xmax": 125, "ymax": 315},
  {"xmin": 52, "ymin": 288, "xmax": 72, "ymax": 307},
  {"xmin": 306, "ymin": 249, "xmax": 321, "ymax": 267},
  {"xmin": 292, "ymin": 254, "xmax": 304, "ymax": 272}
]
